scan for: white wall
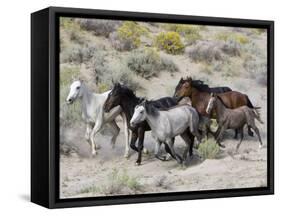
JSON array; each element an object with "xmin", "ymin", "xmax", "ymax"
[{"xmin": 0, "ymin": 0, "xmax": 278, "ymax": 214}]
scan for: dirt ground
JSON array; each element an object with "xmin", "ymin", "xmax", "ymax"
[{"xmin": 60, "ymin": 121, "xmax": 267, "ymax": 198}]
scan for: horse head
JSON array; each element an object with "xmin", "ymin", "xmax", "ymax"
[
  {"xmin": 130, "ymin": 101, "xmax": 147, "ymax": 127},
  {"xmin": 66, "ymin": 79, "xmax": 84, "ymax": 104},
  {"xmin": 104, "ymin": 82, "xmax": 122, "ymax": 113},
  {"xmin": 174, "ymin": 76, "xmax": 193, "ymax": 100}
]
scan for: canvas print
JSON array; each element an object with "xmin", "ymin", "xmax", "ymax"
[{"xmin": 59, "ymin": 17, "xmax": 268, "ymax": 199}]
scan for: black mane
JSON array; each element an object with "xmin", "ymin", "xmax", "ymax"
[
  {"xmin": 192, "ymin": 79, "xmax": 232, "ymax": 93},
  {"xmin": 191, "ymin": 80, "xmax": 211, "ymax": 92},
  {"xmin": 144, "ymin": 97, "xmax": 177, "ymax": 117},
  {"xmin": 119, "ymin": 85, "xmax": 139, "ymax": 100}
]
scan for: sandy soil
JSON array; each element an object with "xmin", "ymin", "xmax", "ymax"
[{"xmin": 60, "ymin": 120, "xmax": 267, "ymax": 198}]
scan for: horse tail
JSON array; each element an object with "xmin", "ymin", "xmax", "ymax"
[
  {"xmin": 253, "ymin": 108, "xmax": 264, "ymax": 124},
  {"xmin": 246, "ymin": 96, "xmax": 254, "ymax": 108}
]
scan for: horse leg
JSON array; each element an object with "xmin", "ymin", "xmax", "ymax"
[
  {"xmin": 216, "ymin": 125, "xmax": 226, "ymax": 148},
  {"xmin": 166, "ymin": 139, "xmax": 182, "ymax": 164},
  {"xmin": 104, "ymin": 105, "xmax": 122, "ymax": 122},
  {"xmin": 251, "ymin": 125, "xmax": 263, "ymax": 149},
  {"xmin": 130, "ymin": 131, "xmax": 138, "ymax": 152},
  {"xmin": 121, "ymin": 112, "xmax": 130, "ymax": 158},
  {"xmin": 236, "ymin": 128, "xmax": 244, "ymax": 152},
  {"xmin": 154, "ymin": 140, "xmax": 166, "ymax": 161},
  {"xmin": 162, "ymin": 141, "xmax": 176, "ymax": 160},
  {"xmin": 90, "ymin": 127, "xmax": 100, "ymax": 156},
  {"xmin": 234, "ymin": 129, "xmax": 238, "ymax": 139},
  {"xmin": 205, "ymin": 121, "xmax": 212, "ymax": 139},
  {"xmin": 91, "ymin": 113, "xmax": 105, "ymax": 150},
  {"xmin": 248, "ymin": 126, "xmax": 254, "ymax": 137},
  {"xmin": 85, "ymin": 123, "xmax": 93, "ymax": 146},
  {"xmin": 108, "ymin": 121, "xmax": 120, "ymax": 149},
  {"xmin": 135, "ymin": 129, "xmax": 145, "ymax": 166},
  {"xmin": 160, "ymin": 137, "xmax": 174, "ymax": 161},
  {"xmin": 180, "ymin": 131, "xmax": 193, "ymax": 162},
  {"xmin": 214, "ymin": 125, "xmax": 221, "ymax": 139}
]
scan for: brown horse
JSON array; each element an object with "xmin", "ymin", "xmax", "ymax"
[{"xmin": 174, "ymin": 76, "xmax": 259, "ymax": 138}]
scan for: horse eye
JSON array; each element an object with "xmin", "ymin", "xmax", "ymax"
[{"xmin": 76, "ymin": 86, "xmax": 80, "ymax": 90}]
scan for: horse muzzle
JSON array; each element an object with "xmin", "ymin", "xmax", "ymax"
[
  {"xmin": 66, "ymin": 98, "xmax": 74, "ymax": 105},
  {"xmin": 130, "ymin": 122, "xmax": 136, "ymax": 128}
]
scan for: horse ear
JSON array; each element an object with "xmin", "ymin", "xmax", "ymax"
[
  {"xmin": 210, "ymin": 93, "xmax": 214, "ymax": 97},
  {"xmin": 187, "ymin": 77, "xmax": 192, "ymax": 82},
  {"xmin": 78, "ymin": 76, "xmax": 84, "ymax": 83},
  {"xmin": 111, "ymin": 78, "xmax": 115, "ymax": 85}
]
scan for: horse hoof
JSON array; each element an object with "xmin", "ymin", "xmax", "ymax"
[
  {"xmin": 135, "ymin": 162, "xmax": 141, "ymax": 166},
  {"xmin": 164, "ymin": 154, "xmax": 172, "ymax": 161}
]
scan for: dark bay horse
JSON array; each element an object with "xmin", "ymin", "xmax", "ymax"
[
  {"xmin": 104, "ymin": 83, "xmax": 177, "ymax": 165},
  {"xmin": 173, "ymin": 77, "xmax": 258, "ymax": 138}
]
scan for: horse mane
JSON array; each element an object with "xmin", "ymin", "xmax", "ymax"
[
  {"xmin": 117, "ymin": 85, "xmax": 144, "ymax": 103},
  {"xmin": 216, "ymin": 95, "xmax": 228, "ymax": 108},
  {"xmin": 191, "ymin": 79, "xmax": 212, "ymax": 92},
  {"xmin": 144, "ymin": 97, "xmax": 177, "ymax": 116},
  {"xmin": 144, "ymin": 102, "xmax": 160, "ymax": 117}
]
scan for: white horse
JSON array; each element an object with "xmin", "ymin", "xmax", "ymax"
[
  {"xmin": 66, "ymin": 79, "xmax": 130, "ymax": 157},
  {"xmin": 130, "ymin": 101, "xmax": 201, "ymax": 164}
]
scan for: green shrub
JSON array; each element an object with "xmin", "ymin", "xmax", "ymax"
[
  {"xmin": 165, "ymin": 24, "xmax": 202, "ymax": 45},
  {"xmin": 97, "ymin": 83, "xmax": 110, "ymax": 93},
  {"xmin": 232, "ymin": 34, "xmax": 249, "ymax": 44},
  {"xmin": 60, "ymin": 65, "xmax": 80, "ymax": 86},
  {"xmin": 110, "ymin": 21, "xmax": 149, "ymax": 51},
  {"xmin": 105, "ymin": 169, "xmax": 142, "ymax": 195},
  {"xmin": 92, "ymin": 53, "xmax": 140, "ymax": 91},
  {"xmin": 251, "ymin": 28, "xmax": 266, "ymax": 35},
  {"xmin": 60, "ymin": 18, "xmax": 87, "ymax": 45},
  {"xmin": 126, "ymin": 48, "xmax": 178, "ymax": 79},
  {"xmin": 155, "ymin": 32, "xmax": 184, "ymax": 54},
  {"xmin": 221, "ymin": 39, "xmax": 241, "ymax": 56},
  {"xmin": 160, "ymin": 54, "xmax": 179, "ymax": 72},
  {"xmin": 78, "ymin": 19, "xmax": 120, "ymax": 37},
  {"xmin": 188, "ymin": 41, "xmax": 223, "ymax": 63},
  {"xmin": 60, "ymin": 43, "xmax": 98, "ymax": 64},
  {"xmin": 198, "ymin": 138, "xmax": 220, "ymax": 159},
  {"xmin": 215, "ymin": 32, "xmax": 249, "ymax": 44}
]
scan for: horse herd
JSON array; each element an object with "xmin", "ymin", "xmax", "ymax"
[{"xmin": 65, "ymin": 76, "xmax": 263, "ymax": 166}]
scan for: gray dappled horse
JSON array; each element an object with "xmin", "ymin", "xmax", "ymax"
[{"xmin": 130, "ymin": 101, "xmax": 201, "ymax": 164}]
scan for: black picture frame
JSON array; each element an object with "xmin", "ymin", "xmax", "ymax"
[{"xmin": 31, "ymin": 6, "xmax": 274, "ymax": 209}]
